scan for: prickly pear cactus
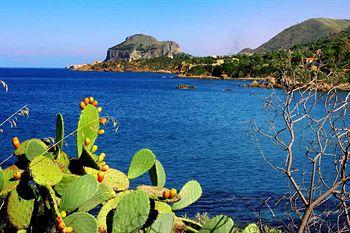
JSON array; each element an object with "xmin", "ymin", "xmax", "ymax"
[
  {"xmin": 199, "ymin": 215, "xmax": 234, "ymax": 233},
  {"xmin": 78, "ymin": 184, "xmax": 116, "ymax": 212},
  {"xmin": 149, "ymin": 160, "xmax": 166, "ymax": 187},
  {"xmin": 102, "ymin": 168, "xmax": 129, "ymax": 191},
  {"xmin": 64, "ymin": 212, "xmax": 98, "ymax": 233},
  {"xmin": 55, "ymin": 151, "xmax": 70, "ymax": 172},
  {"xmin": 97, "ymin": 190, "xmax": 131, "ymax": 232},
  {"xmin": 112, "ymin": 190, "xmax": 150, "ymax": 233},
  {"xmin": 137, "ymin": 185, "xmax": 180, "ymax": 203},
  {"xmin": 7, "ymin": 189, "xmax": 35, "ymax": 230},
  {"xmin": 242, "ymin": 223, "xmax": 259, "ymax": 233},
  {"xmin": 60, "ymin": 174, "xmax": 99, "ymax": 212},
  {"xmin": 55, "ymin": 113, "xmax": 64, "ymax": 153},
  {"xmin": 0, "ymin": 167, "xmax": 3, "ymax": 192},
  {"xmin": 154, "ymin": 201, "xmax": 173, "ymax": 214},
  {"xmin": 149, "ymin": 213, "xmax": 174, "ymax": 233},
  {"xmin": 79, "ymin": 147, "xmax": 100, "ymax": 169},
  {"xmin": 15, "ymin": 139, "xmax": 50, "ymax": 161},
  {"xmin": 172, "ymin": 180, "xmax": 202, "ymax": 210},
  {"xmin": 54, "ymin": 173, "xmax": 79, "ymax": 196},
  {"xmin": 29, "ymin": 155, "xmax": 63, "ymax": 186},
  {"xmin": 128, "ymin": 149, "xmax": 156, "ymax": 179},
  {"xmin": 77, "ymin": 104, "xmax": 99, "ymax": 158},
  {"xmin": 0, "ymin": 165, "xmax": 21, "ymax": 197}
]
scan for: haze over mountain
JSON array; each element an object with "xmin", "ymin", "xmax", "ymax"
[{"xmin": 248, "ymin": 18, "xmax": 350, "ymax": 53}]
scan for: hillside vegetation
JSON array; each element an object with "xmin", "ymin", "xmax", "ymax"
[{"xmin": 253, "ymin": 18, "xmax": 350, "ymax": 53}]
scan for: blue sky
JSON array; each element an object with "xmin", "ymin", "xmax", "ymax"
[{"xmin": 1, "ymin": 0, "xmax": 349, "ymax": 67}]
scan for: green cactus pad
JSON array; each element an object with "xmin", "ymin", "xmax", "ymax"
[
  {"xmin": 127, "ymin": 149, "xmax": 156, "ymax": 179},
  {"xmin": 7, "ymin": 189, "xmax": 35, "ymax": 230},
  {"xmin": 0, "ymin": 167, "xmax": 4, "ymax": 192},
  {"xmin": 154, "ymin": 201, "xmax": 172, "ymax": 214},
  {"xmin": 17, "ymin": 230, "xmax": 27, "ymax": 233},
  {"xmin": 54, "ymin": 173, "xmax": 79, "ymax": 196},
  {"xmin": 172, "ymin": 180, "xmax": 202, "ymax": 210},
  {"xmin": 242, "ymin": 223, "xmax": 259, "ymax": 233},
  {"xmin": 137, "ymin": 185, "xmax": 180, "ymax": 203},
  {"xmin": 83, "ymin": 166, "xmax": 99, "ymax": 176},
  {"xmin": 78, "ymin": 184, "xmax": 116, "ymax": 212},
  {"xmin": 77, "ymin": 104, "xmax": 99, "ymax": 158},
  {"xmin": 112, "ymin": 190, "xmax": 150, "ymax": 233},
  {"xmin": 97, "ymin": 190, "xmax": 131, "ymax": 232},
  {"xmin": 149, "ymin": 160, "xmax": 166, "ymax": 187},
  {"xmin": 0, "ymin": 165, "xmax": 20, "ymax": 197},
  {"xmin": 15, "ymin": 139, "xmax": 50, "ymax": 161},
  {"xmin": 79, "ymin": 147, "xmax": 99, "ymax": 169},
  {"xmin": 60, "ymin": 174, "xmax": 99, "ymax": 212},
  {"xmin": 55, "ymin": 113, "xmax": 64, "ymax": 153},
  {"xmin": 199, "ymin": 215, "xmax": 234, "ymax": 233},
  {"xmin": 102, "ymin": 169, "xmax": 129, "ymax": 191},
  {"xmin": 149, "ymin": 213, "xmax": 174, "ymax": 233},
  {"xmin": 29, "ymin": 155, "xmax": 63, "ymax": 186},
  {"xmin": 64, "ymin": 212, "xmax": 98, "ymax": 233},
  {"xmin": 55, "ymin": 151, "xmax": 70, "ymax": 172}
]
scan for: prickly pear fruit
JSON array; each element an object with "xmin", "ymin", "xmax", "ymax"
[
  {"xmin": 85, "ymin": 138, "xmax": 91, "ymax": 146},
  {"xmin": 169, "ymin": 188, "xmax": 177, "ymax": 198},
  {"xmin": 100, "ymin": 164, "xmax": 109, "ymax": 172},
  {"xmin": 83, "ymin": 97, "xmax": 89, "ymax": 105},
  {"xmin": 163, "ymin": 190, "xmax": 170, "ymax": 199},
  {"xmin": 97, "ymin": 107, "xmax": 102, "ymax": 112},
  {"xmin": 99, "ymin": 118, "xmax": 107, "ymax": 125},
  {"xmin": 13, "ymin": 171, "xmax": 21, "ymax": 180},
  {"xmin": 12, "ymin": 137, "xmax": 20, "ymax": 148},
  {"xmin": 89, "ymin": 97, "xmax": 94, "ymax": 104},
  {"xmin": 57, "ymin": 222, "xmax": 65, "ymax": 231},
  {"xmin": 56, "ymin": 216, "xmax": 63, "ymax": 224},
  {"xmin": 97, "ymin": 171, "xmax": 104, "ymax": 183},
  {"xmin": 91, "ymin": 145, "xmax": 98, "ymax": 153},
  {"xmin": 98, "ymin": 129, "xmax": 105, "ymax": 135},
  {"xmin": 92, "ymin": 100, "xmax": 98, "ymax": 107},
  {"xmin": 80, "ymin": 101, "xmax": 86, "ymax": 110},
  {"xmin": 98, "ymin": 153, "xmax": 105, "ymax": 162}
]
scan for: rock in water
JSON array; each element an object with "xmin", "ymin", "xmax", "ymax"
[{"xmin": 105, "ymin": 34, "xmax": 182, "ymax": 61}]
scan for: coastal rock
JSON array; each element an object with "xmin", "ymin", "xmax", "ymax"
[
  {"xmin": 176, "ymin": 84, "xmax": 197, "ymax": 90},
  {"xmin": 105, "ymin": 34, "xmax": 182, "ymax": 62}
]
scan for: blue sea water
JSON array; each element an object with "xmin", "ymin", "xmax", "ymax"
[{"xmin": 0, "ymin": 68, "xmax": 339, "ymax": 226}]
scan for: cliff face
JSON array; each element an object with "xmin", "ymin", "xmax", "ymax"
[{"xmin": 105, "ymin": 34, "xmax": 182, "ymax": 61}]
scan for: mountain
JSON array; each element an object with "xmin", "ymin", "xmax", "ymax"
[
  {"xmin": 253, "ymin": 18, "xmax": 350, "ymax": 53},
  {"xmin": 105, "ymin": 34, "xmax": 182, "ymax": 61}
]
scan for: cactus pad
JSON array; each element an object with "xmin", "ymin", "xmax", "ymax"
[
  {"xmin": 242, "ymin": 223, "xmax": 259, "ymax": 233},
  {"xmin": 29, "ymin": 155, "xmax": 63, "ymax": 186},
  {"xmin": 60, "ymin": 174, "xmax": 99, "ymax": 212},
  {"xmin": 54, "ymin": 173, "xmax": 79, "ymax": 196},
  {"xmin": 102, "ymin": 169, "xmax": 129, "ymax": 191},
  {"xmin": 64, "ymin": 212, "xmax": 98, "ymax": 233},
  {"xmin": 15, "ymin": 139, "xmax": 50, "ymax": 161},
  {"xmin": 77, "ymin": 104, "xmax": 99, "ymax": 158},
  {"xmin": 112, "ymin": 190, "xmax": 150, "ymax": 233},
  {"xmin": 127, "ymin": 149, "xmax": 156, "ymax": 179},
  {"xmin": 137, "ymin": 185, "xmax": 180, "ymax": 203},
  {"xmin": 55, "ymin": 113, "xmax": 64, "ymax": 153},
  {"xmin": 78, "ymin": 184, "xmax": 116, "ymax": 212},
  {"xmin": 97, "ymin": 190, "xmax": 131, "ymax": 232},
  {"xmin": 0, "ymin": 165, "xmax": 20, "ymax": 197},
  {"xmin": 55, "ymin": 151, "xmax": 70, "ymax": 172},
  {"xmin": 199, "ymin": 215, "xmax": 234, "ymax": 233},
  {"xmin": 154, "ymin": 201, "xmax": 173, "ymax": 214},
  {"xmin": 7, "ymin": 189, "xmax": 35, "ymax": 230},
  {"xmin": 149, "ymin": 213, "xmax": 174, "ymax": 233},
  {"xmin": 172, "ymin": 180, "xmax": 202, "ymax": 210},
  {"xmin": 79, "ymin": 147, "xmax": 99, "ymax": 169},
  {"xmin": 149, "ymin": 160, "xmax": 166, "ymax": 187}
]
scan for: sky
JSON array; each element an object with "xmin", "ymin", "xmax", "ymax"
[{"xmin": 0, "ymin": 0, "xmax": 349, "ymax": 67}]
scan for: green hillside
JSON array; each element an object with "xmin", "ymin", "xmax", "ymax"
[{"xmin": 254, "ymin": 18, "xmax": 350, "ymax": 53}]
